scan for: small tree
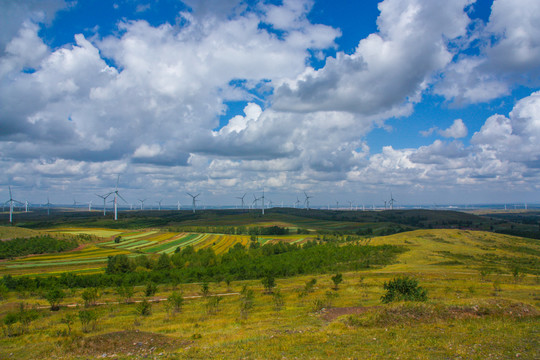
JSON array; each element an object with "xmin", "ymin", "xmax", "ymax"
[
  {"xmin": 78, "ymin": 309, "xmax": 98, "ymax": 333},
  {"xmin": 135, "ymin": 298, "xmax": 152, "ymax": 316},
  {"xmin": 156, "ymin": 253, "xmax": 171, "ymax": 270},
  {"xmin": 60, "ymin": 313, "xmax": 76, "ymax": 335},
  {"xmin": 272, "ymin": 289, "xmax": 284, "ymax": 311},
  {"xmin": 167, "ymin": 291, "xmax": 184, "ymax": 313},
  {"xmin": 116, "ymin": 284, "xmax": 135, "ymax": 304},
  {"xmin": 331, "ymin": 273, "xmax": 343, "ymax": 290},
  {"xmin": 2, "ymin": 312, "xmax": 19, "ymax": 337},
  {"xmin": 261, "ymin": 275, "xmax": 276, "ymax": 294},
  {"xmin": 201, "ymin": 282, "xmax": 210, "ymax": 297},
  {"xmin": 206, "ymin": 296, "xmax": 223, "ymax": 315},
  {"xmin": 45, "ymin": 287, "xmax": 65, "ymax": 311},
  {"xmin": 381, "ymin": 276, "xmax": 427, "ymax": 303},
  {"xmin": 239, "ymin": 285, "xmax": 254, "ymax": 320},
  {"xmin": 145, "ymin": 282, "xmax": 158, "ymax": 297},
  {"xmin": 81, "ymin": 287, "xmax": 100, "ymax": 307},
  {"xmin": 114, "ymin": 236, "xmax": 122, "ymax": 244}
]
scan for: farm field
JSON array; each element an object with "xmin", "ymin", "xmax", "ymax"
[{"xmin": 0, "ymin": 211, "xmax": 538, "ymax": 359}]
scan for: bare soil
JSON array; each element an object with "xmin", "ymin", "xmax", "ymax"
[{"xmin": 69, "ymin": 330, "xmax": 190, "ymax": 358}]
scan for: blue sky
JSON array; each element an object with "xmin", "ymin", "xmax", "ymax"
[{"xmin": 1, "ymin": 0, "xmax": 539, "ymax": 208}]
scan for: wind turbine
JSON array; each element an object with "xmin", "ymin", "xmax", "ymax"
[
  {"xmin": 157, "ymin": 199, "xmax": 163, "ymax": 211},
  {"xmin": 389, "ymin": 192, "xmax": 396, "ymax": 210},
  {"xmin": 261, "ymin": 189, "xmax": 265, "ymax": 215},
  {"xmin": 295, "ymin": 197, "xmax": 300, "ymax": 208},
  {"xmin": 111, "ymin": 176, "xmax": 127, "ymax": 221},
  {"xmin": 187, "ymin": 192, "xmax": 200, "ymax": 213},
  {"xmin": 5, "ymin": 186, "xmax": 23, "ymax": 224},
  {"xmin": 45, "ymin": 195, "xmax": 52, "ymax": 216},
  {"xmin": 252, "ymin": 194, "xmax": 260, "ymax": 210},
  {"xmin": 138, "ymin": 198, "xmax": 146, "ymax": 210},
  {"xmin": 349, "ymin": 200, "xmax": 353, "ymax": 210},
  {"xmin": 304, "ymin": 192, "xmax": 312, "ymax": 210},
  {"xmin": 235, "ymin": 193, "xmax": 247, "ymax": 210},
  {"xmin": 88, "ymin": 201, "xmax": 92, "ymax": 212},
  {"xmin": 25, "ymin": 200, "xmax": 29, "ymax": 213},
  {"xmin": 177, "ymin": 201, "xmax": 181, "ymax": 211},
  {"xmin": 96, "ymin": 192, "xmax": 112, "ymax": 216}
]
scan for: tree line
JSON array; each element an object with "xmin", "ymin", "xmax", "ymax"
[
  {"xmin": 1, "ymin": 241, "xmax": 405, "ymax": 291},
  {"xmin": 0, "ymin": 236, "xmax": 78, "ymax": 259}
]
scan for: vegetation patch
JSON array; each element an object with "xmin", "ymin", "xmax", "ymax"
[{"xmin": 340, "ymin": 300, "xmax": 540, "ymax": 328}]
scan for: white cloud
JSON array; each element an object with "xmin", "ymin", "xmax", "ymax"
[
  {"xmin": 435, "ymin": 0, "xmax": 540, "ymax": 105},
  {"xmin": 439, "ymin": 119, "xmax": 468, "ymax": 138}
]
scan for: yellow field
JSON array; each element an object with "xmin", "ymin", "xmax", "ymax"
[{"xmin": 0, "ymin": 226, "xmax": 44, "ymax": 239}]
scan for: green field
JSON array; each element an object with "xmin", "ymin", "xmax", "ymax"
[{"xmin": 0, "ymin": 210, "xmax": 538, "ymax": 359}]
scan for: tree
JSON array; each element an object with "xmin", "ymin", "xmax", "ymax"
[
  {"xmin": 135, "ymin": 298, "xmax": 152, "ymax": 316},
  {"xmin": 60, "ymin": 313, "xmax": 76, "ymax": 335},
  {"xmin": 381, "ymin": 276, "xmax": 427, "ymax": 303},
  {"xmin": 116, "ymin": 284, "xmax": 135, "ymax": 304},
  {"xmin": 167, "ymin": 291, "xmax": 184, "ymax": 313},
  {"xmin": 81, "ymin": 287, "xmax": 100, "ymax": 307},
  {"xmin": 239, "ymin": 285, "xmax": 254, "ymax": 320},
  {"xmin": 331, "ymin": 273, "xmax": 343, "ymax": 290},
  {"xmin": 156, "ymin": 253, "xmax": 171, "ymax": 270},
  {"xmin": 272, "ymin": 289, "xmax": 284, "ymax": 311},
  {"xmin": 201, "ymin": 282, "xmax": 210, "ymax": 297},
  {"xmin": 78, "ymin": 309, "xmax": 98, "ymax": 333},
  {"xmin": 261, "ymin": 274, "xmax": 276, "ymax": 294},
  {"xmin": 145, "ymin": 282, "xmax": 158, "ymax": 297},
  {"xmin": 45, "ymin": 287, "xmax": 65, "ymax": 311},
  {"xmin": 205, "ymin": 296, "xmax": 223, "ymax": 315}
]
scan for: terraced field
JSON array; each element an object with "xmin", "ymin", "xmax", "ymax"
[{"xmin": 0, "ymin": 227, "xmax": 323, "ymax": 276}]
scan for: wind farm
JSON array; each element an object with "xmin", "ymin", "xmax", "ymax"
[{"xmin": 1, "ymin": 0, "xmax": 539, "ymax": 358}]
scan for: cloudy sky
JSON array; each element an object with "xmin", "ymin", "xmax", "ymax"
[{"xmin": 1, "ymin": 0, "xmax": 539, "ymax": 208}]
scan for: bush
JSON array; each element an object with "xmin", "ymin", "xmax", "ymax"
[
  {"xmin": 168, "ymin": 291, "xmax": 184, "ymax": 313},
  {"xmin": 381, "ymin": 276, "xmax": 427, "ymax": 303},
  {"xmin": 81, "ymin": 287, "xmax": 100, "ymax": 307},
  {"xmin": 135, "ymin": 298, "xmax": 152, "ymax": 316},
  {"xmin": 45, "ymin": 287, "xmax": 65, "ymax": 311},
  {"xmin": 145, "ymin": 282, "xmax": 158, "ymax": 297},
  {"xmin": 261, "ymin": 275, "xmax": 275, "ymax": 294},
  {"xmin": 331, "ymin": 273, "xmax": 343, "ymax": 290},
  {"xmin": 79, "ymin": 309, "xmax": 98, "ymax": 333}
]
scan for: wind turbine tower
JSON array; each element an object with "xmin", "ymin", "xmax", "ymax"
[
  {"xmin": 157, "ymin": 199, "xmax": 162, "ymax": 211},
  {"xmin": 138, "ymin": 199, "xmax": 146, "ymax": 210},
  {"xmin": 389, "ymin": 193, "xmax": 396, "ymax": 210},
  {"xmin": 235, "ymin": 193, "xmax": 247, "ymax": 210},
  {"xmin": 261, "ymin": 189, "xmax": 265, "ymax": 215},
  {"xmin": 177, "ymin": 201, "xmax": 181, "ymax": 211},
  {"xmin": 111, "ymin": 176, "xmax": 127, "ymax": 221},
  {"xmin": 187, "ymin": 193, "xmax": 200, "ymax": 213},
  {"xmin": 96, "ymin": 192, "xmax": 112, "ymax": 216},
  {"xmin": 5, "ymin": 186, "xmax": 22, "ymax": 224},
  {"xmin": 304, "ymin": 192, "xmax": 312, "ymax": 210}
]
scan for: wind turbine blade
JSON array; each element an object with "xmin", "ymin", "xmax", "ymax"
[{"xmin": 117, "ymin": 193, "xmax": 128, "ymax": 203}]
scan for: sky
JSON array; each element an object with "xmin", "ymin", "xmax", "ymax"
[{"xmin": 1, "ymin": 0, "xmax": 539, "ymax": 208}]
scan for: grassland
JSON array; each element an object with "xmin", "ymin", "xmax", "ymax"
[{"xmin": 0, "ymin": 211, "xmax": 538, "ymax": 359}]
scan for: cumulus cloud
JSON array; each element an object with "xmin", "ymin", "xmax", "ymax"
[
  {"xmin": 272, "ymin": 0, "xmax": 472, "ymax": 118},
  {"xmin": 1, "ymin": 0, "xmax": 539, "ymax": 204},
  {"xmin": 435, "ymin": 0, "xmax": 540, "ymax": 105},
  {"xmin": 421, "ymin": 119, "xmax": 468, "ymax": 138}
]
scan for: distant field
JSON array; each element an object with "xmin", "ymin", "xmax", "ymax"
[{"xmin": 0, "ymin": 226, "xmax": 44, "ymax": 240}]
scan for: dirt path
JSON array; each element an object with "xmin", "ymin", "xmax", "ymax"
[{"xmin": 36, "ymin": 291, "xmax": 241, "ymax": 310}]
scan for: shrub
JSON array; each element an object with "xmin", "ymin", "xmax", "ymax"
[
  {"xmin": 261, "ymin": 275, "xmax": 275, "ymax": 294},
  {"xmin": 272, "ymin": 289, "xmax": 284, "ymax": 311},
  {"xmin": 45, "ymin": 287, "xmax": 65, "ymax": 311},
  {"xmin": 381, "ymin": 276, "xmax": 427, "ymax": 303},
  {"xmin": 81, "ymin": 288, "xmax": 100, "ymax": 307},
  {"xmin": 135, "ymin": 298, "xmax": 152, "ymax": 316},
  {"xmin": 239, "ymin": 285, "xmax": 254, "ymax": 320},
  {"xmin": 145, "ymin": 282, "xmax": 158, "ymax": 297},
  {"xmin": 168, "ymin": 291, "xmax": 184, "ymax": 313},
  {"xmin": 205, "ymin": 296, "xmax": 223, "ymax": 315},
  {"xmin": 331, "ymin": 273, "xmax": 343, "ymax": 290},
  {"xmin": 78, "ymin": 309, "xmax": 98, "ymax": 333}
]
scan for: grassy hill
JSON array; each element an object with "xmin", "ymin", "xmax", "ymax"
[{"xmin": 0, "ymin": 212, "xmax": 538, "ymax": 359}]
